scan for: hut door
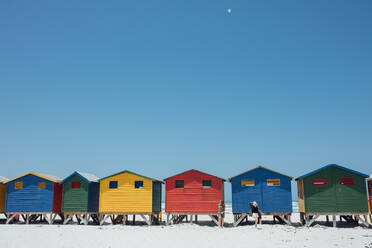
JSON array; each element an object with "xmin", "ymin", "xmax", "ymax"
[{"xmin": 335, "ymin": 174, "xmax": 366, "ymax": 212}]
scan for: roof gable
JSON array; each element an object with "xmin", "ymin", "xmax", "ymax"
[
  {"xmin": 99, "ymin": 170, "xmax": 163, "ymax": 183},
  {"xmin": 164, "ymin": 169, "xmax": 226, "ymax": 181},
  {"xmin": 228, "ymin": 166, "xmax": 293, "ymax": 182},
  {"xmin": 5, "ymin": 172, "xmax": 61, "ymax": 183},
  {"xmin": 296, "ymin": 164, "xmax": 369, "ymax": 180},
  {"xmin": 61, "ymin": 171, "xmax": 99, "ymax": 183}
]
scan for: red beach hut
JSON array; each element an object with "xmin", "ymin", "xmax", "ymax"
[{"xmin": 164, "ymin": 169, "xmax": 225, "ymax": 225}]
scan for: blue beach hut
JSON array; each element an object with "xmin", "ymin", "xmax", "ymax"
[
  {"xmin": 229, "ymin": 166, "xmax": 293, "ymax": 226},
  {"xmin": 5, "ymin": 172, "xmax": 62, "ymax": 224}
]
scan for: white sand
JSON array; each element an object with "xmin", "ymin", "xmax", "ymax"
[{"xmin": 0, "ymin": 213, "xmax": 371, "ymax": 248}]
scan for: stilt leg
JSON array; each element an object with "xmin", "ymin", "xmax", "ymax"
[{"xmin": 332, "ymin": 214, "xmax": 336, "ymax": 228}]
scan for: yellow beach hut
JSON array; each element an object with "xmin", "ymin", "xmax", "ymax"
[{"xmin": 98, "ymin": 170, "xmax": 163, "ymax": 225}]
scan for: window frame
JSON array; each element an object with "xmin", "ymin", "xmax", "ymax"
[
  {"xmin": 71, "ymin": 182, "xmax": 81, "ymax": 189},
  {"xmin": 241, "ymin": 179, "xmax": 255, "ymax": 187},
  {"xmin": 312, "ymin": 178, "xmax": 328, "ymax": 186},
  {"xmin": 339, "ymin": 177, "xmax": 354, "ymax": 185},
  {"xmin": 109, "ymin": 181, "xmax": 118, "ymax": 189},
  {"xmin": 38, "ymin": 182, "xmax": 46, "ymax": 189},
  {"xmin": 266, "ymin": 179, "xmax": 280, "ymax": 186},
  {"xmin": 175, "ymin": 180, "xmax": 184, "ymax": 188},
  {"xmin": 202, "ymin": 180, "xmax": 212, "ymax": 188},
  {"xmin": 134, "ymin": 180, "xmax": 144, "ymax": 189},
  {"xmin": 15, "ymin": 181, "xmax": 23, "ymax": 190}
]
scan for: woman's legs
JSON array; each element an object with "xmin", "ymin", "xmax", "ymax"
[
  {"xmin": 218, "ymin": 216, "xmax": 223, "ymax": 227},
  {"xmin": 254, "ymin": 216, "xmax": 259, "ymax": 228}
]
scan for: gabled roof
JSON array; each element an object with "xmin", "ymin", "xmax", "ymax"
[
  {"xmin": 296, "ymin": 164, "xmax": 369, "ymax": 180},
  {"xmin": 164, "ymin": 169, "xmax": 226, "ymax": 181},
  {"xmin": 0, "ymin": 176, "xmax": 8, "ymax": 183},
  {"xmin": 99, "ymin": 170, "xmax": 164, "ymax": 183},
  {"xmin": 228, "ymin": 166, "xmax": 293, "ymax": 182},
  {"xmin": 5, "ymin": 172, "xmax": 61, "ymax": 183},
  {"xmin": 61, "ymin": 171, "xmax": 99, "ymax": 183}
]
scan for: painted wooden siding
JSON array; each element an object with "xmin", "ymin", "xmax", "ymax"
[
  {"xmin": 99, "ymin": 172, "xmax": 153, "ymax": 213},
  {"xmin": 152, "ymin": 181, "xmax": 162, "ymax": 213},
  {"xmin": 6, "ymin": 174, "xmax": 54, "ymax": 212},
  {"xmin": 297, "ymin": 179, "xmax": 305, "ymax": 213},
  {"xmin": 0, "ymin": 184, "xmax": 6, "ymax": 212},
  {"xmin": 62, "ymin": 174, "xmax": 89, "ymax": 212},
  {"xmin": 87, "ymin": 182, "xmax": 100, "ymax": 212},
  {"xmin": 368, "ymin": 180, "xmax": 372, "ymax": 213},
  {"xmin": 53, "ymin": 183, "xmax": 63, "ymax": 212},
  {"xmin": 304, "ymin": 166, "xmax": 368, "ymax": 213},
  {"xmin": 231, "ymin": 168, "xmax": 292, "ymax": 214},
  {"xmin": 165, "ymin": 170, "xmax": 224, "ymax": 213}
]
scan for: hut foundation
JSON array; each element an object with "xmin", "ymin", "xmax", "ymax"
[
  {"xmin": 98, "ymin": 213, "xmax": 160, "ymax": 226},
  {"xmin": 302, "ymin": 213, "xmax": 370, "ymax": 228},
  {"xmin": 165, "ymin": 213, "xmax": 219, "ymax": 226},
  {"xmin": 63, "ymin": 213, "xmax": 100, "ymax": 225},
  {"xmin": 233, "ymin": 213, "xmax": 292, "ymax": 227},
  {"xmin": 5, "ymin": 212, "xmax": 62, "ymax": 224}
]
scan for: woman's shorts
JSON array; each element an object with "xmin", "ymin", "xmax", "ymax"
[
  {"xmin": 218, "ymin": 213, "xmax": 225, "ymax": 218},
  {"xmin": 252, "ymin": 213, "xmax": 259, "ymax": 218}
]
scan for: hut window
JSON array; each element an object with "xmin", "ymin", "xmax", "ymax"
[
  {"xmin": 72, "ymin": 182, "xmax": 81, "ymax": 189},
  {"xmin": 135, "ymin": 181, "xmax": 144, "ymax": 189},
  {"xmin": 38, "ymin": 182, "xmax": 46, "ymax": 189},
  {"xmin": 15, "ymin": 182, "xmax": 23, "ymax": 190},
  {"xmin": 340, "ymin": 178, "xmax": 354, "ymax": 185},
  {"xmin": 267, "ymin": 179, "xmax": 280, "ymax": 186},
  {"xmin": 241, "ymin": 179, "xmax": 255, "ymax": 187},
  {"xmin": 175, "ymin": 180, "xmax": 184, "ymax": 188},
  {"xmin": 109, "ymin": 181, "xmax": 118, "ymax": 189},
  {"xmin": 312, "ymin": 178, "xmax": 328, "ymax": 186},
  {"xmin": 202, "ymin": 180, "xmax": 212, "ymax": 188}
]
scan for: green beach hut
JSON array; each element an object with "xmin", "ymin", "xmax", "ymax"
[
  {"xmin": 296, "ymin": 164, "xmax": 369, "ymax": 227},
  {"xmin": 61, "ymin": 171, "xmax": 100, "ymax": 225}
]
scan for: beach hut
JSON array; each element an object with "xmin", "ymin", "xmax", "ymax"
[
  {"xmin": 61, "ymin": 171, "xmax": 100, "ymax": 225},
  {"xmin": 0, "ymin": 176, "xmax": 8, "ymax": 214},
  {"xmin": 5, "ymin": 172, "xmax": 62, "ymax": 224},
  {"xmin": 164, "ymin": 169, "xmax": 225, "ymax": 225},
  {"xmin": 229, "ymin": 166, "xmax": 293, "ymax": 227},
  {"xmin": 296, "ymin": 164, "xmax": 369, "ymax": 227},
  {"xmin": 367, "ymin": 176, "xmax": 372, "ymax": 223},
  {"xmin": 98, "ymin": 170, "xmax": 163, "ymax": 225}
]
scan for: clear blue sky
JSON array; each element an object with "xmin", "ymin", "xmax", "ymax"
[{"xmin": 1, "ymin": 0, "xmax": 372, "ymax": 201}]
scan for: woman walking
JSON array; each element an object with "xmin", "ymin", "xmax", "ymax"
[
  {"xmin": 249, "ymin": 201, "xmax": 261, "ymax": 228},
  {"xmin": 218, "ymin": 200, "xmax": 225, "ymax": 227}
]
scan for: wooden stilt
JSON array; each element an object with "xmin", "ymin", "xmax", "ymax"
[
  {"xmin": 63, "ymin": 215, "xmax": 72, "ymax": 225},
  {"xmin": 139, "ymin": 214, "xmax": 151, "ymax": 225},
  {"xmin": 332, "ymin": 214, "xmax": 336, "ymax": 228},
  {"xmin": 359, "ymin": 215, "xmax": 370, "ymax": 228},
  {"xmin": 306, "ymin": 214, "xmax": 320, "ymax": 227},
  {"xmin": 166, "ymin": 213, "xmax": 170, "ymax": 225},
  {"xmin": 233, "ymin": 213, "xmax": 247, "ymax": 227},
  {"xmin": 6, "ymin": 214, "xmax": 16, "ymax": 224},
  {"xmin": 208, "ymin": 215, "xmax": 219, "ymax": 226},
  {"xmin": 277, "ymin": 215, "xmax": 293, "ymax": 226},
  {"xmin": 100, "ymin": 214, "xmax": 108, "ymax": 226}
]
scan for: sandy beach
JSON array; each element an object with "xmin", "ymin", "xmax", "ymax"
[{"xmin": 0, "ymin": 213, "xmax": 371, "ymax": 248}]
